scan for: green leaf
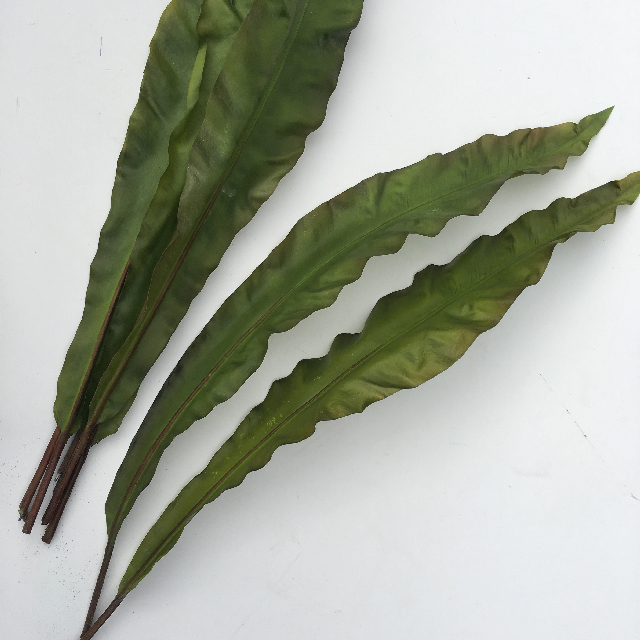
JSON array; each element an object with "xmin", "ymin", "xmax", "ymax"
[
  {"xmin": 104, "ymin": 109, "xmax": 610, "ymax": 543},
  {"xmin": 117, "ymin": 172, "xmax": 640, "ymax": 598},
  {"xmin": 82, "ymin": 0, "xmax": 257, "ymax": 438},
  {"xmin": 53, "ymin": 0, "xmax": 253, "ymax": 436},
  {"xmin": 86, "ymin": 0, "xmax": 365, "ymax": 441}
]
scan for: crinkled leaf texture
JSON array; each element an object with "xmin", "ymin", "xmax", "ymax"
[
  {"xmin": 75, "ymin": 0, "xmax": 256, "ymax": 437},
  {"xmin": 54, "ymin": 0, "xmax": 254, "ymax": 435},
  {"xmin": 87, "ymin": 0, "xmax": 365, "ymax": 441},
  {"xmin": 118, "ymin": 171, "xmax": 640, "ymax": 596},
  {"xmin": 104, "ymin": 109, "xmax": 611, "ymax": 544}
]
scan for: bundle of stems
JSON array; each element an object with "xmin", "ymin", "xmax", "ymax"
[
  {"xmin": 16, "ymin": 1, "xmax": 639, "ymax": 638},
  {"xmin": 80, "ymin": 170, "xmax": 640, "ymax": 637},
  {"xmin": 19, "ymin": 0, "xmax": 364, "ymax": 539}
]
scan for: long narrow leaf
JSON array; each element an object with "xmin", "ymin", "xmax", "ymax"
[
  {"xmin": 53, "ymin": 0, "xmax": 220, "ymax": 436},
  {"xmin": 21, "ymin": 0, "xmax": 251, "ymax": 530},
  {"xmin": 104, "ymin": 109, "xmax": 610, "ymax": 547},
  {"xmin": 59, "ymin": 0, "xmax": 255, "ymax": 437},
  {"xmin": 24, "ymin": 0, "xmax": 257, "ymax": 536},
  {"xmin": 111, "ymin": 172, "xmax": 639, "ymax": 614},
  {"xmin": 83, "ymin": 0, "xmax": 365, "ymax": 443}
]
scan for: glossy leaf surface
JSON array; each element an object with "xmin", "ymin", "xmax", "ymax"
[
  {"xmin": 118, "ymin": 172, "xmax": 640, "ymax": 596},
  {"xmin": 104, "ymin": 110, "xmax": 610, "ymax": 542},
  {"xmin": 76, "ymin": 0, "xmax": 256, "ymax": 437},
  {"xmin": 54, "ymin": 0, "xmax": 253, "ymax": 435},
  {"xmin": 87, "ymin": 0, "xmax": 365, "ymax": 440}
]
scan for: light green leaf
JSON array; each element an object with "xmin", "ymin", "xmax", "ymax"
[
  {"xmin": 104, "ymin": 109, "xmax": 610, "ymax": 544},
  {"xmin": 117, "ymin": 172, "xmax": 639, "ymax": 599}
]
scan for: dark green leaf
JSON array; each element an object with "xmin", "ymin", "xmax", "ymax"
[
  {"xmin": 104, "ymin": 110, "xmax": 610, "ymax": 543},
  {"xmin": 53, "ymin": 0, "xmax": 253, "ymax": 436},
  {"xmin": 117, "ymin": 172, "xmax": 640, "ymax": 597},
  {"xmin": 85, "ymin": 0, "xmax": 365, "ymax": 441}
]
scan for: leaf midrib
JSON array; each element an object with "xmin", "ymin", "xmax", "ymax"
[
  {"xmin": 110, "ymin": 127, "xmax": 592, "ymax": 534},
  {"xmin": 119, "ymin": 193, "xmax": 606, "ymax": 596},
  {"xmin": 92, "ymin": 0, "xmax": 311, "ymax": 432},
  {"xmin": 181, "ymin": 124, "xmax": 593, "ymax": 420}
]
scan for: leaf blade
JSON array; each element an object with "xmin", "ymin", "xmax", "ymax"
[
  {"xmin": 53, "ymin": 0, "xmax": 253, "ymax": 435},
  {"xmin": 105, "ymin": 109, "xmax": 611, "ymax": 539},
  {"xmin": 88, "ymin": 0, "xmax": 365, "ymax": 436},
  {"xmin": 118, "ymin": 171, "xmax": 640, "ymax": 596}
]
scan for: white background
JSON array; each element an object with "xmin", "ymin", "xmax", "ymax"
[{"xmin": 1, "ymin": 1, "xmax": 640, "ymax": 638}]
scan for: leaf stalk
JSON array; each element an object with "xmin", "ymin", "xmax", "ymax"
[
  {"xmin": 43, "ymin": 423, "xmax": 97, "ymax": 526},
  {"xmin": 21, "ymin": 427, "xmax": 68, "ymax": 534},
  {"xmin": 42, "ymin": 437, "xmax": 91, "ymax": 543},
  {"xmin": 82, "ymin": 539, "xmax": 116, "ymax": 634},
  {"xmin": 80, "ymin": 594, "xmax": 122, "ymax": 640},
  {"xmin": 19, "ymin": 425, "xmax": 60, "ymax": 519}
]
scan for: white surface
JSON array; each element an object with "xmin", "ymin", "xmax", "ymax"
[{"xmin": 1, "ymin": 1, "xmax": 640, "ymax": 638}]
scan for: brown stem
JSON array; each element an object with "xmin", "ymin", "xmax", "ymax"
[
  {"xmin": 19, "ymin": 426, "xmax": 60, "ymax": 519},
  {"xmin": 80, "ymin": 595, "xmax": 122, "ymax": 640},
  {"xmin": 56, "ymin": 429, "xmax": 83, "ymax": 482},
  {"xmin": 82, "ymin": 540, "xmax": 116, "ymax": 634},
  {"xmin": 43, "ymin": 423, "xmax": 97, "ymax": 528},
  {"xmin": 42, "ymin": 431, "xmax": 84, "ymax": 525},
  {"xmin": 38, "ymin": 261, "xmax": 131, "ymax": 534},
  {"xmin": 42, "ymin": 437, "xmax": 90, "ymax": 543},
  {"xmin": 22, "ymin": 429, "xmax": 68, "ymax": 534}
]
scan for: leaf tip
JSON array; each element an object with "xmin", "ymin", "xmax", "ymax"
[
  {"xmin": 616, "ymin": 170, "xmax": 640, "ymax": 206},
  {"xmin": 602, "ymin": 105, "xmax": 615, "ymax": 118},
  {"xmin": 577, "ymin": 105, "xmax": 614, "ymax": 139}
]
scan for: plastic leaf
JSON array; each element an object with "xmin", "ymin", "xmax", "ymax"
[
  {"xmin": 81, "ymin": 172, "xmax": 640, "ymax": 639},
  {"xmin": 87, "ymin": 0, "xmax": 365, "ymax": 442},
  {"xmin": 105, "ymin": 109, "xmax": 610, "ymax": 547},
  {"xmin": 53, "ymin": 0, "xmax": 251, "ymax": 437}
]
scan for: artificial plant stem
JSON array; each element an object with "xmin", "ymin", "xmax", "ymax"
[
  {"xmin": 44, "ymin": 424, "xmax": 97, "ymax": 526},
  {"xmin": 42, "ymin": 437, "xmax": 90, "ymax": 543},
  {"xmin": 80, "ymin": 595, "xmax": 123, "ymax": 640},
  {"xmin": 41, "ymin": 431, "xmax": 82, "ymax": 525},
  {"xmin": 82, "ymin": 540, "xmax": 116, "ymax": 634},
  {"xmin": 19, "ymin": 425, "xmax": 60, "ymax": 518},
  {"xmin": 22, "ymin": 429, "xmax": 68, "ymax": 534}
]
